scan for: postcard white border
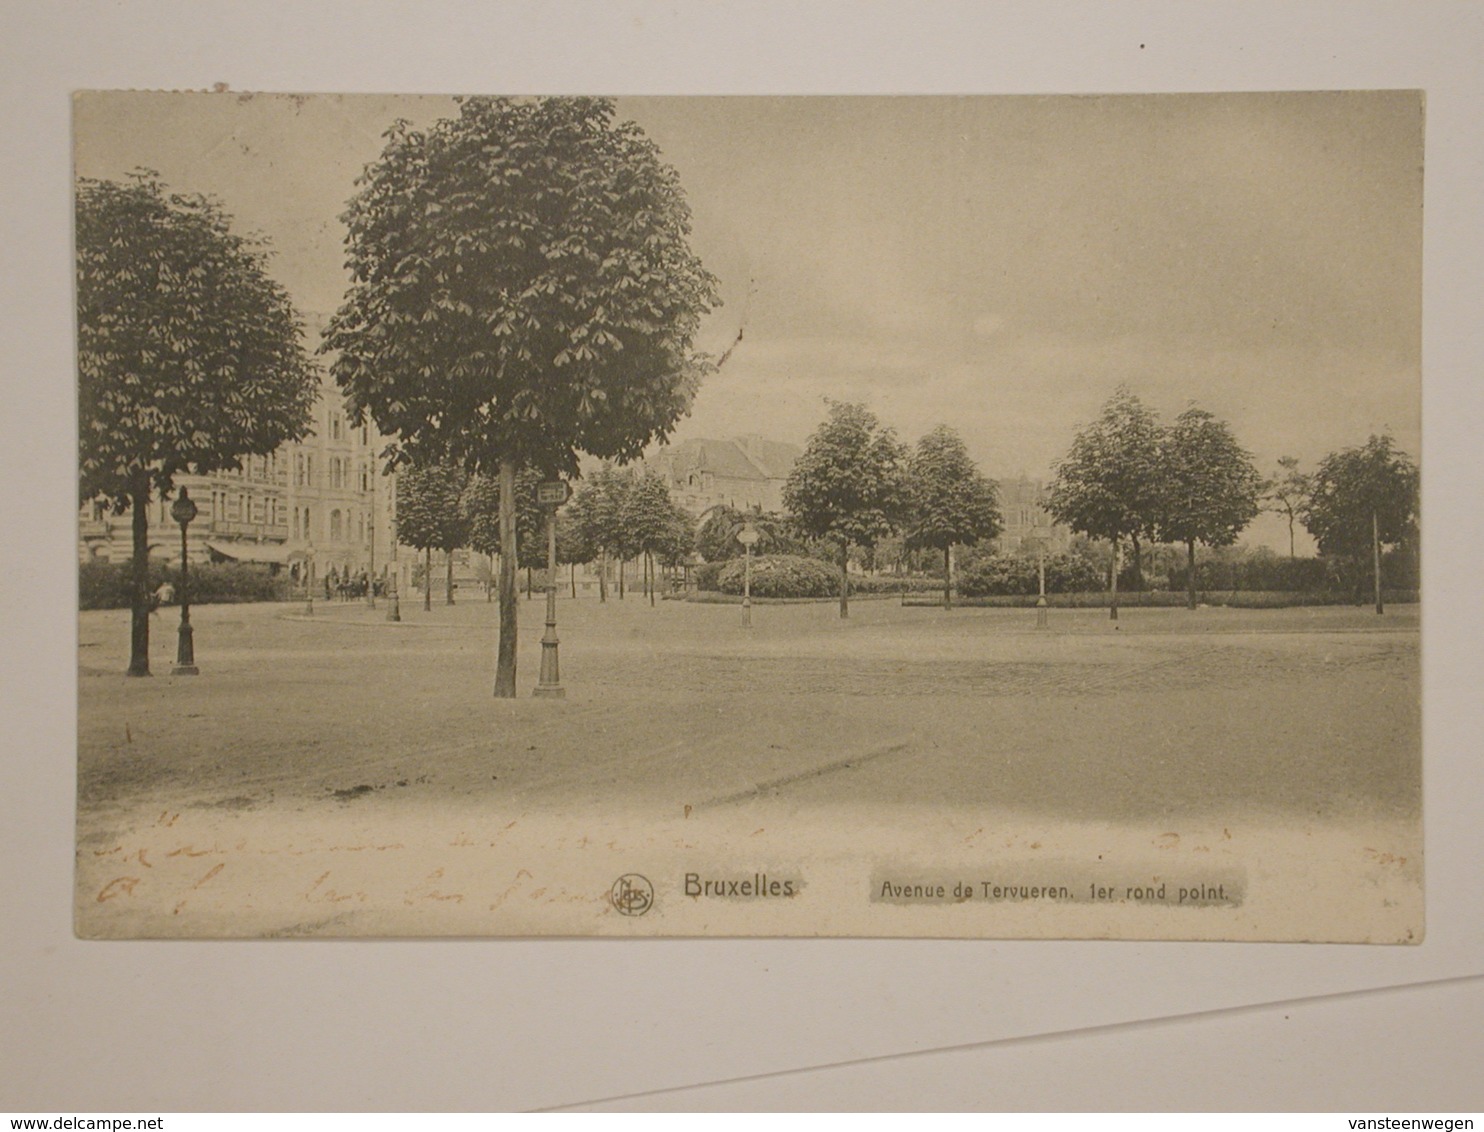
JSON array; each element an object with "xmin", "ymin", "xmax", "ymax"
[{"xmin": 4, "ymin": 0, "xmax": 1482, "ymax": 1111}]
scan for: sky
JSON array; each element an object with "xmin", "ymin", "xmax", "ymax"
[{"xmin": 74, "ymin": 90, "xmax": 1423, "ymax": 549}]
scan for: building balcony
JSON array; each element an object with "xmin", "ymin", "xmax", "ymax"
[{"xmin": 209, "ymin": 520, "xmax": 290, "ymax": 540}]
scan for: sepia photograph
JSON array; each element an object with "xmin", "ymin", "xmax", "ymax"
[{"xmin": 73, "ymin": 90, "xmax": 1422, "ymax": 941}]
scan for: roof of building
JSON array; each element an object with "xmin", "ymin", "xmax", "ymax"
[{"xmin": 656, "ymin": 436, "xmax": 801, "ymax": 483}]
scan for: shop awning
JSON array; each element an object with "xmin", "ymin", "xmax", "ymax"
[{"xmin": 204, "ymin": 540, "xmax": 299, "ymax": 564}]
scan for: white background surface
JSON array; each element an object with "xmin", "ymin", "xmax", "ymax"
[{"xmin": 2, "ymin": 1, "xmax": 1481, "ymax": 1112}]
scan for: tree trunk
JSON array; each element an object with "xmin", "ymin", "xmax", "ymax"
[
  {"xmin": 943, "ymin": 545, "xmax": 952, "ymax": 610},
  {"xmin": 1131, "ymin": 532, "xmax": 1143, "ymax": 591},
  {"xmin": 1109, "ymin": 538, "xmax": 1121, "ymax": 622},
  {"xmin": 598, "ymin": 549, "xmax": 608, "ymax": 603},
  {"xmin": 647, "ymin": 552, "xmax": 655, "ymax": 606},
  {"xmin": 526, "ymin": 566, "xmax": 533, "ymax": 600},
  {"xmin": 1186, "ymin": 539, "xmax": 1197, "ymax": 610},
  {"xmin": 618, "ymin": 557, "xmax": 625, "ymax": 600},
  {"xmin": 446, "ymin": 551, "xmax": 455, "ymax": 605},
  {"xmin": 1373, "ymin": 509, "xmax": 1384, "ymax": 615},
  {"xmin": 838, "ymin": 542, "xmax": 850, "ymax": 619},
  {"xmin": 127, "ymin": 473, "xmax": 151, "ymax": 676},
  {"xmin": 1288, "ymin": 513, "xmax": 1296, "ymax": 561},
  {"xmin": 570, "ymin": 562, "xmax": 576, "ymax": 600},
  {"xmin": 487, "ymin": 553, "xmax": 494, "ymax": 602},
  {"xmin": 423, "ymin": 547, "xmax": 432, "ymax": 612},
  {"xmin": 494, "ymin": 458, "xmax": 518, "ymax": 698}
]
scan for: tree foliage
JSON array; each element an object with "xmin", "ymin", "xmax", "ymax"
[
  {"xmin": 1157, "ymin": 408, "xmax": 1261, "ymax": 608},
  {"xmin": 1046, "ymin": 388, "xmax": 1164, "ymax": 618},
  {"xmin": 322, "ymin": 96, "xmax": 721, "ymax": 476},
  {"xmin": 1302, "ymin": 434, "xmax": 1419, "ymax": 559},
  {"xmin": 322, "ymin": 96, "xmax": 719, "ymax": 692},
  {"xmin": 783, "ymin": 401, "xmax": 906, "ymax": 616},
  {"xmin": 568, "ymin": 463, "xmax": 632, "ymax": 563},
  {"xmin": 395, "ymin": 462, "xmax": 471, "ymax": 554},
  {"xmin": 463, "ymin": 467, "xmax": 545, "ymax": 567},
  {"xmin": 1046, "ymin": 388, "xmax": 1164, "ymax": 547},
  {"xmin": 77, "ymin": 172, "xmax": 317, "ymax": 675},
  {"xmin": 695, "ymin": 505, "xmax": 805, "ymax": 562},
  {"xmin": 77, "ymin": 173, "xmax": 318, "ymax": 505},
  {"xmin": 902, "ymin": 425, "xmax": 1002, "ymax": 607},
  {"xmin": 623, "ymin": 468, "xmax": 695, "ymax": 566},
  {"xmin": 1262, "ymin": 455, "xmax": 1311, "ymax": 560}
]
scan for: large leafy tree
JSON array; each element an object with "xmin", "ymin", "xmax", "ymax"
[
  {"xmin": 783, "ymin": 401, "xmax": 906, "ymax": 618},
  {"xmin": 324, "ymin": 96, "xmax": 720, "ymax": 696},
  {"xmin": 77, "ymin": 173, "xmax": 317, "ymax": 675},
  {"xmin": 1046, "ymin": 387, "xmax": 1164, "ymax": 620},
  {"xmin": 903, "ymin": 425, "xmax": 1002, "ymax": 609},
  {"xmin": 394, "ymin": 462, "xmax": 470, "ymax": 610},
  {"xmin": 1302, "ymin": 434, "xmax": 1419, "ymax": 614},
  {"xmin": 1262, "ymin": 455, "xmax": 1311, "ymax": 561},
  {"xmin": 1157, "ymin": 408, "xmax": 1262, "ymax": 610}
]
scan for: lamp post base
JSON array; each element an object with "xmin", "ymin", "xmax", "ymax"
[
  {"xmin": 174, "ymin": 621, "xmax": 198, "ymax": 674},
  {"xmin": 534, "ymin": 582, "xmax": 563, "ymax": 697}
]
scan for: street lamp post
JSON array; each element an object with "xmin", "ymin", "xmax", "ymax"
[
  {"xmin": 534, "ymin": 480, "xmax": 570, "ymax": 698},
  {"xmin": 386, "ymin": 476, "xmax": 400, "ymax": 622},
  {"xmin": 737, "ymin": 523, "xmax": 760, "ymax": 628},
  {"xmin": 1028, "ymin": 527, "xmax": 1049, "ymax": 630},
  {"xmin": 170, "ymin": 488, "xmax": 199, "ymax": 675},
  {"xmin": 365, "ymin": 482, "xmax": 376, "ymax": 610},
  {"xmin": 304, "ymin": 543, "xmax": 315, "ymax": 616}
]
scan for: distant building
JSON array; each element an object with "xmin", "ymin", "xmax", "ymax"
[
  {"xmin": 992, "ymin": 476, "xmax": 1071, "ymax": 554},
  {"xmin": 648, "ymin": 435, "xmax": 802, "ymax": 518}
]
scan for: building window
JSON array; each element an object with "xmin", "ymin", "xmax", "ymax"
[
  {"xmin": 305, "ymin": 456, "xmax": 314, "ymax": 487},
  {"xmin": 330, "ymin": 510, "xmax": 342, "ymax": 541},
  {"xmin": 331, "ymin": 413, "xmax": 343, "ymax": 441},
  {"xmin": 359, "ymin": 465, "xmax": 370, "ymax": 492},
  {"xmin": 361, "ymin": 423, "xmax": 370, "ymax": 445}
]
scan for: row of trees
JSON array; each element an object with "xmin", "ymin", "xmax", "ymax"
[
  {"xmin": 1046, "ymin": 388, "xmax": 1260, "ymax": 617},
  {"xmin": 779, "ymin": 402, "xmax": 1003, "ymax": 616},
  {"xmin": 1045, "ymin": 387, "xmax": 1418, "ymax": 617},
  {"xmin": 80, "ymin": 98, "xmax": 720, "ymax": 692},
  {"xmin": 394, "ymin": 460, "xmax": 695, "ymax": 609}
]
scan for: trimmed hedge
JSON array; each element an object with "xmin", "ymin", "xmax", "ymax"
[
  {"xmin": 79, "ymin": 560, "xmax": 292, "ymax": 610},
  {"xmin": 1168, "ymin": 551, "xmax": 1418, "ymax": 593},
  {"xmin": 715, "ymin": 554, "xmax": 838, "ymax": 598},
  {"xmin": 903, "ymin": 589, "xmax": 1420, "ymax": 609},
  {"xmin": 699, "ymin": 555, "xmax": 945, "ymax": 598},
  {"xmin": 959, "ymin": 552, "xmax": 1104, "ymax": 597}
]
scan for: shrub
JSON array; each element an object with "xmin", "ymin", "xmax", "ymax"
[
  {"xmin": 715, "ymin": 554, "xmax": 839, "ymax": 598},
  {"xmin": 849, "ymin": 574, "xmax": 944, "ymax": 595},
  {"xmin": 692, "ymin": 560, "xmax": 725, "ymax": 592},
  {"xmin": 959, "ymin": 552, "xmax": 1103, "ymax": 597},
  {"xmin": 78, "ymin": 559, "xmax": 292, "ymax": 610}
]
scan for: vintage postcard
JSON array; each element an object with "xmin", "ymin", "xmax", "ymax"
[{"xmin": 74, "ymin": 91, "xmax": 1422, "ymax": 940}]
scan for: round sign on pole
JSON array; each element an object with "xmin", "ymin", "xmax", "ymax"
[
  {"xmin": 170, "ymin": 490, "xmax": 198, "ymax": 527},
  {"xmin": 737, "ymin": 525, "xmax": 760, "ymax": 548}
]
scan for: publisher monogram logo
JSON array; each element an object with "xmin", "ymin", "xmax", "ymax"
[{"xmin": 610, "ymin": 874, "xmax": 654, "ymax": 917}]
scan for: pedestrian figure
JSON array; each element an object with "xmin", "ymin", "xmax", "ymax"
[{"xmin": 149, "ymin": 581, "xmax": 174, "ymax": 615}]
